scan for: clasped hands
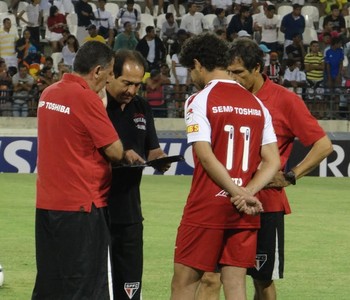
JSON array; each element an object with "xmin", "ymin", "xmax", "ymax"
[{"xmin": 231, "ymin": 187, "xmax": 263, "ymax": 216}]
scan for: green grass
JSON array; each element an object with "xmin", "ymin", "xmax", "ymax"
[{"xmin": 0, "ymin": 175, "xmax": 350, "ymax": 299}]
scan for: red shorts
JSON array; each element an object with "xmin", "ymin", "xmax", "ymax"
[{"xmin": 174, "ymin": 224, "xmax": 257, "ymax": 272}]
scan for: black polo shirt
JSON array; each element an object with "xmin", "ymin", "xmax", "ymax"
[{"xmin": 106, "ymin": 93, "xmax": 160, "ymax": 224}]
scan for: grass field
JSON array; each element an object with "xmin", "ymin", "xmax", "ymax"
[{"xmin": 0, "ymin": 174, "xmax": 350, "ymax": 299}]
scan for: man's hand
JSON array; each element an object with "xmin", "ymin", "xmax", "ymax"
[
  {"xmin": 151, "ymin": 153, "xmax": 171, "ymax": 173},
  {"xmin": 231, "ymin": 194, "xmax": 263, "ymax": 216},
  {"xmin": 264, "ymin": 170, "xmax": 292, "ymax": 189},
  {"xmin": 123, "ymin": 149, "xmax": 146, "ymax": 165}
]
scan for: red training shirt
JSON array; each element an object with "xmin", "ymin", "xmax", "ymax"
[
  {"xmin": 36, "ymin": 73, "xmax": 119, "ymax": 212},
  {"xmin": 255, "ymin": 75, "xmax": 326, "ymax": 214}
]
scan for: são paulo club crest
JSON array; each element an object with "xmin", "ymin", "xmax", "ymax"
[
  {"xmin": 124, "ymin": 282, "xmax": 140, "ymax": 299},
  {"xmin": 254, "ymin": 254, "xmax": 267, "ymax": 271}
]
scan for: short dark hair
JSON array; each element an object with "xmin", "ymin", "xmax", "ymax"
[
  {"xmin": 179, "ymin": 33, "xmax": 230, "ymax": 71},
  {"xmin": 292, "ymin": 3, "xmax": 301, "ymax": 10},
  {"xmin": 266, "ymin": 5, "xmax": 275, "ymax": 12},
  {"xmin": 229, "ymin": 39, "xmax": 265, "ymax": 73},
  {"xmin": 146, "ymin": 26, "xmax": 154, "ymax": 33},
  {"xmin": 3, "ymin": 18, "xmax": 10, "ymax": 24},
  {"xmin": 310, "ymin": 40, "xmax": 319, "ymax": 47},
  {"xmin": 123, "ymin": 21, "xmax": 131, "ymax": 28},
  {"xmin": 239, "ymin": 5, "xmax": 250, "ymax": 14},
  {"xmin": 18, "ymin": 62, "xmax": 27, "ymax": 70},
  {"xmin": 187, "ymin": 2, "xmax": 196, "ymax": 9},
  {"xmin": 113, "ymin": 50, "xmax": 147, "ymax": 77},
  {"xmin": 330, "ymin": 4, "xmax": 339, "ymax": 11},
  {"xmin": 73, "ymin": 41, "xmax": 114, "ymax": 75},
  {"xmin": 331, "ymin": 36, "xmax": 342, "ymax": 46},
  {"xmin": 215, "ymin": 8, "xmax": 224, "ymax": 15},
  {"xmin": 150, "ymin": 68, "xmax": 161, "ymax": 78},
  {"xmin": 165, "ymin": 12, "xmax": 173, "ymax": 19},
  {"xmin": 45, "ymin": 56, "xmax": 53, "ymax": 63}
]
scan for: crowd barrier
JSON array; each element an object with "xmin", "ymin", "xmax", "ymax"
[
  {"xmin": 1, "ymin": 84, "xmax": 350, "ymax": 120},
  {"xmin": 0, "ymin": 128, "xmax": 349, "ymax": 177}
]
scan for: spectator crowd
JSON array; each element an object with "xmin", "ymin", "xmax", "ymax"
[{"xmin": 0, "ymin": 0, "xmax": 350, "ymax": 119}]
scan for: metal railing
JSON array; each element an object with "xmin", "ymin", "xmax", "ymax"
[
  {"xmin": 1, "ymin": 84, "xmax": 349, "ymax": 120},
  {"xmin": 0, "ymin": 89, "xmax": 39, "ymax": 117}
]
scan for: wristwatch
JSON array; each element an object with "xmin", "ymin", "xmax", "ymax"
[{"xmin": 284, "ymin": 170, "xmax": 296, "ymax": 185}]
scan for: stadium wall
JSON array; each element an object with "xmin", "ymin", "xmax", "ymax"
[{"xmin": 0, "ymin": 118, "xmax": 349, "ymax": 177}]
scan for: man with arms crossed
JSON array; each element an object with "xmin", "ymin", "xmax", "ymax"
[
  {"xmin": 33, "ymin": 41, "xmax": 124, "ymax": 300},
  {"xmin": 106, "ymin": 50, "xmax": 170, "ymax": 300},
  {"xmin": 198, "ymin": 39, "xmax": 333, "ymax": 300},
  {"xmin": 170, "ymin": 33, "xmax": 281, "ymax": 300}
]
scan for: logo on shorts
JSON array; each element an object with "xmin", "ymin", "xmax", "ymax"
[
  {"xmin": 124, "ymin": 282, "xmax": 140, "ymax": 299},
  {"xmin": 255, "ymin": 254, "xmax": 267, "ymax": 271}
]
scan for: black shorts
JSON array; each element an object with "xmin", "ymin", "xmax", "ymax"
[
  {"xmin": 110, "ymin": 223, "xmax": 143, "ymax": 300},
  {"xmin": 247, "ymin": 212, "xmax": 284, "ymax": 281},
  {"xmin": 32, "ymin": 205, "xmax": 113, "ymax": 300}
]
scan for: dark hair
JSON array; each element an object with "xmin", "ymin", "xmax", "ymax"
[
  {"xmin": 126, "ymin": 0, "xmax": 134, "ymax": 4},
  {"xmin": 165, "ymin": 12, "xmax": 173, "ymax": 19},
  {"xmin": 150, "ymin": 68, "xmax": 161, "ymax": 78},
  {"xmin": 123, "ymin": 21, "xmax": 131, "ymax": 28},
  {"xmin": 45, "ymin": 56, "xmax": 53, "ymax": 63},
  {"xmin": 146, "ymin": 26, "xmax": 154, "ymax": 33},
  {"xmin": 67, "ymin": 34, "xmax": 80, "ymax": 51},
  {"xmin": 228, "ymin": 39, "xmax": 265, "ymax": 73},
  {"xmin": 18, "ymin": 62, "xmax": 27, "ymax": 70},
  {"xmin": 330, "ymin": 4, "xmax": 339, "ymax": 11},
  {"xmin": 239, "ymin": 5, "xmax": 250, "ymax": 14},
  {"xmin": 113, "ymin": 50, "xmax": 147, "ymax": 77},
  {"xmin": 331, "ymin": 36, "xmax": 342, "ymax": 46},
  {"xmin": 73, "ymin": 41, "xmax": 114, "ymax": 74},
  {"xmin": 179, "ymin": 33, "xmax": 230, "ymax": 71},
  {"xmin": 187, "ymin": 2, "xmax": 196, "ymax": 9},
  {"xmin": 309, "ymin": 40, "xmax": 319, "ymax": 47},
  {"xmin": 49, "ymin": 5, "xmax": 58, "ymax": 17},
  {"xmin": 22, "ymin": 29, "xmax": 31, "ymax": 37},
  {"xmin": 292, "ymin": 3, "xmax": 301, "ymax": 10},
  {"xmin": 215, "ymin": 8, "xmax": 224, "ymax": 16},
  {"xmin": 3, "ymin": 18, "xmax": 10, "ymax": 24},
  {"xmin": 266, "ymin": 5, "xmax": 275, "ymax": 12}
]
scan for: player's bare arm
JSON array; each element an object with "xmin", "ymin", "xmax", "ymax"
[
  {"xmin": 264, "ymin": 170, "xmax": 292, "ymax": 188},
  {"xmin": 291, "ymin": 135, "xmax": 333, "ymax": 179},
  {"xmin": 266, "ymin": 135, "xmax": 333, "ymax": 188},
  {"xmin": 245, "ymin": 142, "xmax": 281, "ymax": 195}
]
